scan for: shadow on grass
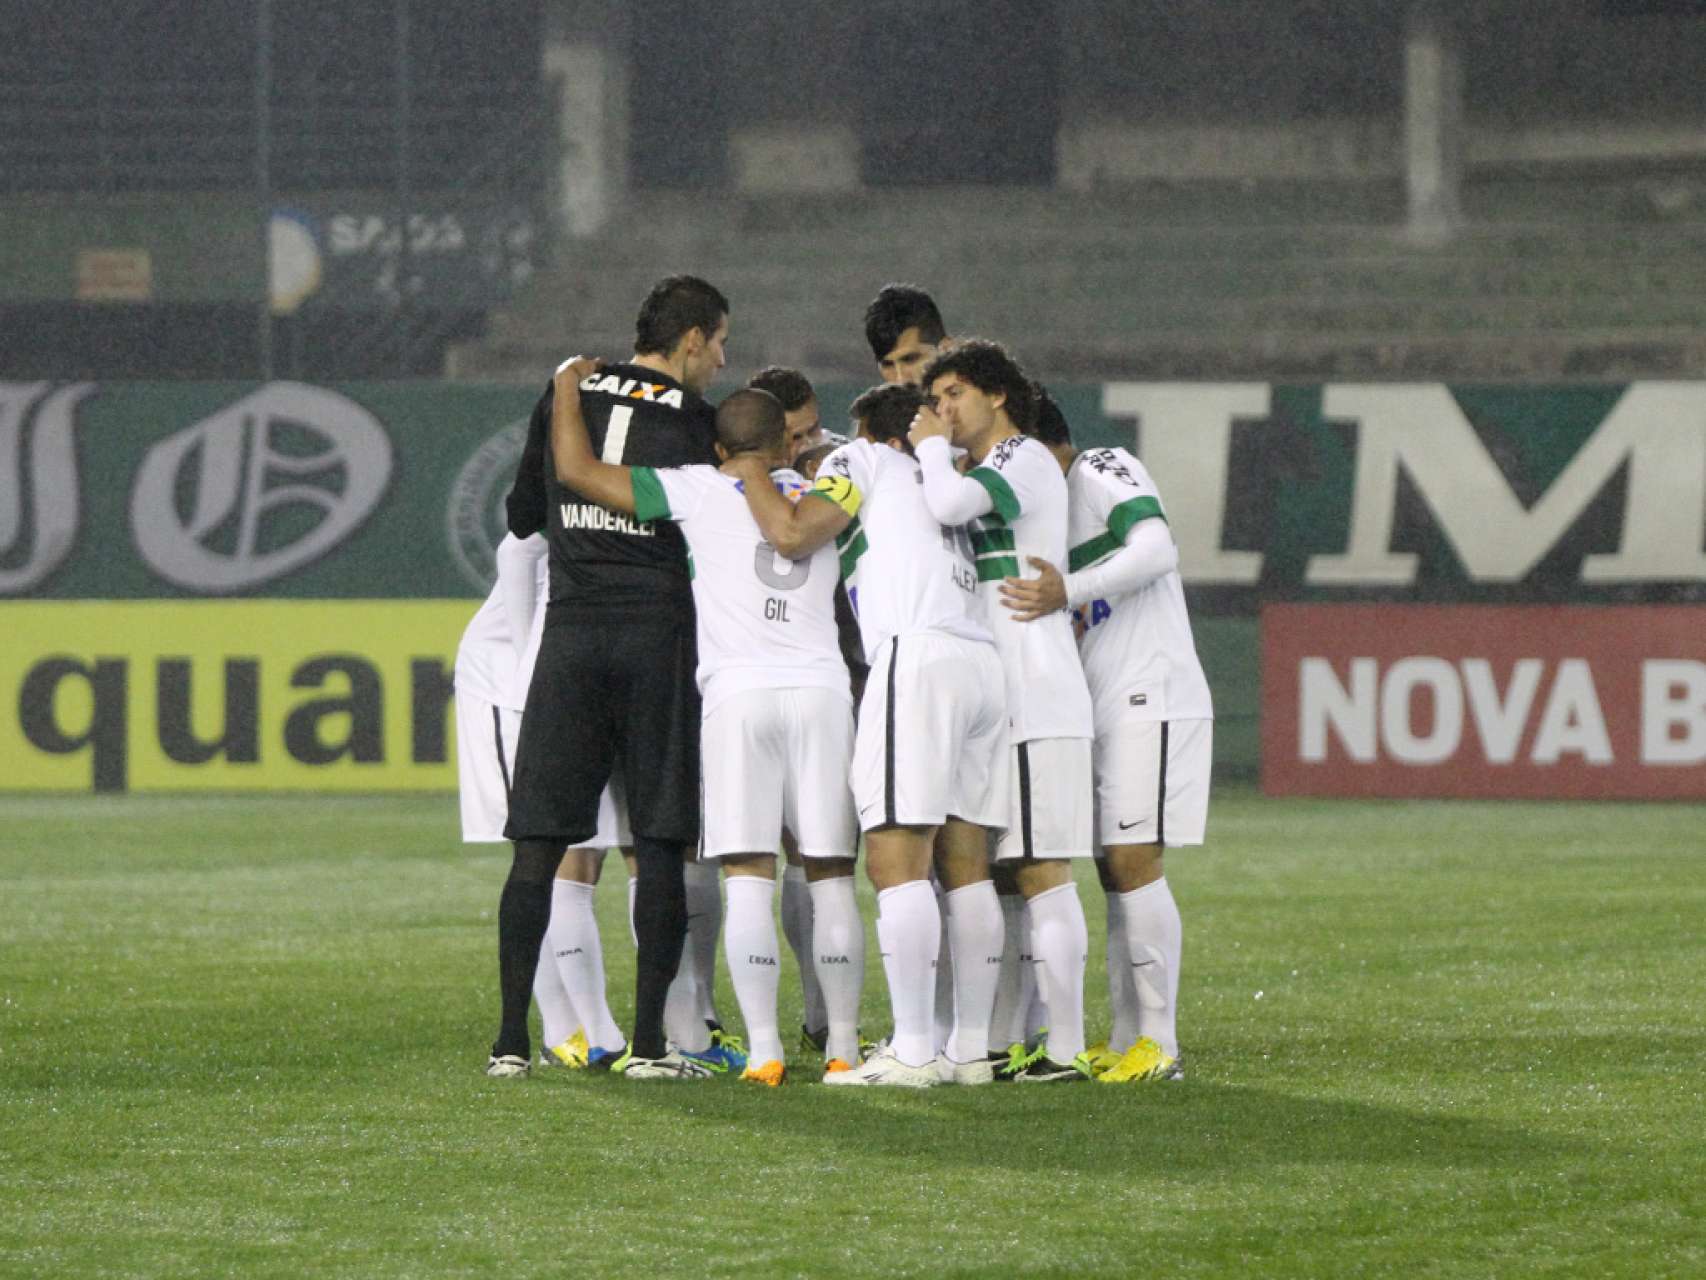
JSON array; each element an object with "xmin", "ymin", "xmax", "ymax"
[{"xmin": 591, "ymin": 1077, "xmax": 1582, "ymax": 1179}]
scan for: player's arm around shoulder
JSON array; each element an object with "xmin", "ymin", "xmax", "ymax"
[
  {"xmin": 726, "ymin": 451, "xmax": 853, "ymax": 559},
  {"xmin": 549, "ymin": 355, "xmax": 637, "ymax": 515}
]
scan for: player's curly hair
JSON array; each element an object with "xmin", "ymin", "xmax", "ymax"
[
  {"xmin": 863, "ymin": 284, "xmax": 946, "ymax": 361},
  {"xmin": 1026, "ymin": 384, "xmax": 1072, "ymax": 447},
  {"xmin": 746, "ymin": 366, "xmax": 815, "ymax": 411},
  {"xmin": 849, "ymin": 382, "xmax": 925, "ymax": 453},
  {"xmin": 634, "ymin": 275, "xmax": 729, "ymax": 357},
  {"xmin": 919, "ymin": 339, "xmax": 1038, "ymax": 432}
]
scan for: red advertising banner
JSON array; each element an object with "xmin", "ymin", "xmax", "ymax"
[{"xmin": 1262, "ymin": 605, "xmax": 1706, "ymax": 799}]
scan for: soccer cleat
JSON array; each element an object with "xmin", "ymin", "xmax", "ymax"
[
  {"xmin": 822, "ymin": 1045, "xmax": 938, "ymax": 1088},
  {"xmin": 484, "ymin": 1053, "xmax": 530, "ymax": 1079},
  {"xmin": 539, "ymin": 1030, "xmax": 591, "ymax": 1070},
  {"xmin": 1014, "ymin": 1051, "xmax": 1093, "ymax": 1083},
  {"xmin": 586, "ymin": 1044, "xmax": 631, "ymax": 1073},
  {"xmin": 823, "ymin": 1057, "xmax": 856, "ymax": 1074},
  {"xmin": 623, "ymin": 1050, "xmax": 715, "ymax": 1081},
  {"xmin": 682, "ymin": 1028, "xmax": 747, "ymax": 1074},
  {"xmin": 1097, "ymin": 1037, "xmax": 1183, "ymax": 1084},
  {"xmin": 741, "ymin": 1059, "xmax": 787, "ymax": 1087},
  {"xmin": 992, "ymin": 1040, "xmax": 1045, "ymax": 1081},
  {"xmin": 1084, "ymin": 1040, "xmax": 1122, "ymax": 1076},
  {"xmin": 800, "ymin": 1024, "xmax": 829, "ymax": 1056},
  {"xmin": 936, "ymin": 1053, "xmax": 995, "ymax": 1085}
]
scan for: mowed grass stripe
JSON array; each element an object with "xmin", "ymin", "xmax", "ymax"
[{"xmin": 1, "ymin": 789, "xmax": 1702, "ymax": 1278}]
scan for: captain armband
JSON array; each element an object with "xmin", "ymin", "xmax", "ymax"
[{"xmin": 808, "ymin": 474, "xmax": 863, "ymax": 518}]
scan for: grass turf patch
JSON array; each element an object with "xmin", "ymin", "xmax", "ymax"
[{"xmin": 1, "ymin": 788, "xmax": 1702, "ymax": 1277}]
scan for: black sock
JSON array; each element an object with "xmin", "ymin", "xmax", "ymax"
[
  {"xmin": 629, "ymin": 836, "xmax": 689, "ymax": 1059},
  {"xmin": 493, "ymin": 840, "xmax": 562, "ymax": 1059}
]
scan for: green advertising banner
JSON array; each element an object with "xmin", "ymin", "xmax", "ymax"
[{"xmin": 5, "ymin": 379, "xmax": 1704, "ymax": 604}]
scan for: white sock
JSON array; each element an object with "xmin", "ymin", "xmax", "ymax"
[
  {"xmin": 1118, "ymin": 877, "xmax": 1183, "ymax": 1059},
  {"xmin": 1106, "ymin": 891, "xmax": 1140, "ymax": 1053},
  {"xmin": 931, "ymin": 878, "xmax": 955, "ymax": 1054},
  {"xmin": 723, "ymin": 876, "xmax": 785, "ymax": 1066},
  {"xmin": 626, "ymin": 875, "xmax": 638, "ymax": 949},
  {"xmin": 684, "ymin": 860, "xmax": 723, "ymax": 1026},
  {"xmin": 663, "ymin": 955, "xmax": 711, "ymax": 1053},
  {"xmin": 876, "ymin": 880, "xmax": 939, "ymax": 1067},
  {"xmin": 533, "ymin": 924, "xmax": 579, "ymax": 1051},
  {"xmin": 547, "ymin": 880, "xmax": 623, "ymax": 1052},
  {"xmin": 943, "ymin": 881, "xmax": 1004, "ymax": 1064},
  {"xmin": 1027, "ymin": 881, "xmax": 1088, "ymax": 1063},
  {"xmin": 807, "ymin": 874, "xmax": 865, "ymax": 1065},
  {"xmin": 781, "ymin": 864, "xmax": 826, "ymax": 1034},
  {"xmin": 989, "ymin": 894, "xmax": 1027, "ymax": 1051}
]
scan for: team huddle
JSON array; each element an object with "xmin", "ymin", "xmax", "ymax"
[{"xmin": 456, "ymin": 279, "xmax": 1212, "ymax": 1087}]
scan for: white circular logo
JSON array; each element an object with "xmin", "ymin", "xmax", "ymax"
[{"xmin": 447, "ymin": 418, "xmax": 529, "ymax": 592}]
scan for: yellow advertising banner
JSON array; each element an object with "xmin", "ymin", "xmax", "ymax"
[{"xmin": 2, "ymin": 602, "xmax": 470, "ymax": 792}]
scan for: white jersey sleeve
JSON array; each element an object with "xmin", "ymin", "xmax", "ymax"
[{"xmin": 1067, "ymin": 447, "xmax": 1213, "ymax": 724}]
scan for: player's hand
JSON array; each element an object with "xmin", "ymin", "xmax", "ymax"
[
  {"xmin": 999, "ymin": 556, "xmax": 1067, "ymax": 622},
  {"xmin": 724, "ymin": 451, "xmax": 772, "ymax": 487},
  {"xmin": 553, "ymin": 355, "xmax": 604, "ymax": 390},
  {"xmin": 907, "ymin": 403, "xmax": 950, "ymax": 449}
]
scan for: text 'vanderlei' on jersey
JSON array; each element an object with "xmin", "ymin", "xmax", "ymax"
[{"xmin": 505, "ymin": 364, "xmax": 718, "ymax": 620}]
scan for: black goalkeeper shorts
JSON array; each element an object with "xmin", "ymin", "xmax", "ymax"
[{"xmin": 504, "ymin": 612, "xmax": 700, "ymax": 846}]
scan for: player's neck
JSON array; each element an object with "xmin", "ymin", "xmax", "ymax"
[
  {"xmin": 630, "ymin": 351, "xmax": 688, "ymax": 385},
  {"xmin": 1048, "ymin": 442, "xmax": 1077, "ymax": 474},
  {"xmin": 965, "ymin": 423, "xmax": 1018, "ymax": 464}
]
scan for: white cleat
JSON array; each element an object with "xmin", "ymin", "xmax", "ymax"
[
  {"xmin": 822, "ymin": 1045, "xmax": 938, "ymax": 1088},
  {"xmin": 621, "ymin": 1050, "xmax": 715, "ymax": 1081},
  {"xmin": 484, "ymin": 1054, "xmax": 530, "ymax": 1079},
  {"xmin": 935, "ymin": 1053, "xmax": 995, "ymax": 1085}
]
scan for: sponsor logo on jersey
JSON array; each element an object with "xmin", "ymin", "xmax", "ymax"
[
  {"xmin": 578, "ymin": 374, "xmax": 685, "ymax": 409},
  {"xmin": 1083, "ymin": 447, "xmax": 1139, "ymax": 487},
  {"xmin": 131, "ymin": 382, "xmax": 393, "ymax": 592},
  {"xmin": 0, "ymin": 381, "xmax": 94, "ymax": 595},
  {"xmin": 448, "ymin": 417, "xmax": 529, "ymax": 592}
]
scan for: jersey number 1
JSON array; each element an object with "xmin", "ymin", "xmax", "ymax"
[{"xmin": 601, "ymin": 405, "xmax": 634, "ymax": 463}]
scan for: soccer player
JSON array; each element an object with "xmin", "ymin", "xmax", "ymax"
[
  {"xmin": 728, "ymin": 381, "xmax": 1009, "ymax": 1088},
  {"xmin": 549, "ymin": 366, "xmax": 865, "ymax": 1084},
  {"xmin": 909, "ymin": 341, "xmax": 1097, "ymax": 1083},
  {"xmin": 999, "ymin": 394, "xmax": 1212, "ymax": 1084},
  {"xmin": 745, "ymin": 366, "xmax": 861, "ymax": 1054},
  {"xmin": 864, "ymin": 284, "xmax": 950, "ymax": 388},
  {"xmin": 495, "ymin": 275, "xmax": 729, "ymax": 1081}
]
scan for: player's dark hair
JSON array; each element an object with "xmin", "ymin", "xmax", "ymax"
[
  {"xmin": 863, "ymin": 283, "xmax": 946, "ymax": 361},
  {"xmin": 793, "ymin": 441, "xmax": 837, "ymax": 479},
  {"xmin": 715, "ymin": 388, "xmax": 785, "ymax": 457},
  {"xmin": 634, "ymin": 274, "xmax": 729, "ymax": 357},
  {"xmin": 920, "ymin": 339, "xmax": 1038, "ymax": 432},
  {"xmin": 850, "ymin": 382, "xmax": 924, "ymax": 451},
  {"xmin": 1026, "ymin": 384, "xmax": 1072, "ymax": 447},
  {"xmin": 745, "ymin": 366, "xmax": 815, "ymax": 411}
]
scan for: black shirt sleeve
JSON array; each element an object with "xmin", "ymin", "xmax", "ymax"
[{"xmin": 505, "ymin": 381, "xmax": 553, "ymax": 538}]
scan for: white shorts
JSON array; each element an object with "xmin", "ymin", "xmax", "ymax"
[
  {"xmin": 700, "ymin": 687, "xmax": 857, "ymax": 859},
  {"xmin": 1092, "ymin": 718, "xmax": 1212, "ymax": 849},
  {"xmin": 994, "ymin": 737, "xmax": 1095, "ymax": 861},
  {"xmin": 851, "ymin": 632, "xmax": 1008, "ymax": 832},
  {"xmin": 455, "ymin": 688, "xmax": 631, "ymax": 847}
]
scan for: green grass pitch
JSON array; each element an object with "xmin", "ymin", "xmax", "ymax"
[{"xmin": 2, "ymin": 787, "xmax": 1702, "ymax": 1278}]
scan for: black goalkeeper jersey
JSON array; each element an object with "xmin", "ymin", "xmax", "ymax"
[{"xmin": 506, "ymin": 362, "xmax": 718, "ymax": 619}]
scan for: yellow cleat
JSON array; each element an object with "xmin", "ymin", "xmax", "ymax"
[
  {"xmin": 1097, "ymin": 1036, "xmax": 1182, "ymax": 1084},
  {"xmin": 1084, "ymin": 1041, "xmax": 1122, "ymax": 1076},
  {"xmin": 540, "ymin": 1029, "xmax": 591, "ymax": 1070},
  {"xmin": 741, "ymin": 1059, "xmax": 787, "ymax": 1087}
]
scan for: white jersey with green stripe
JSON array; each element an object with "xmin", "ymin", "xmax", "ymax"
[
  {"xmin": 811, "ymin": 438, "xmax": 992, "ymax": 663},
  {"xmin": 1067, "ymin": 446, "xmax": 1213, "ymax": 724},
  {"xmin": 962, "ymin": 435, "xmax": 1093, "ymax": 744},
  {"xmin": 631, "ymin": 463, "xmax": 849, "ymax": 717}
]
